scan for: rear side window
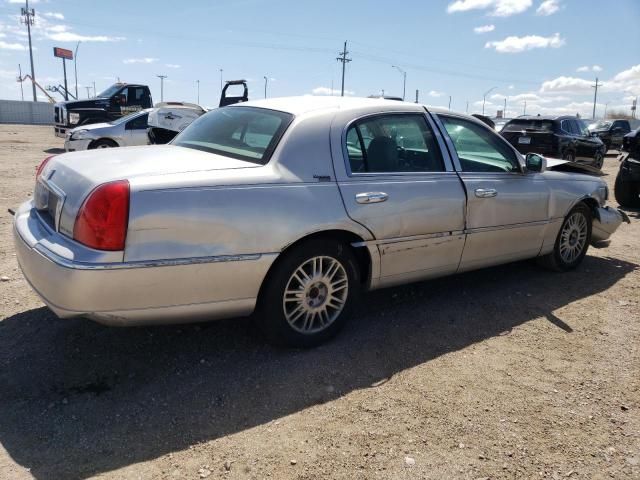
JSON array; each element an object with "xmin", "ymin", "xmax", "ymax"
[
  {"xmin": 503, "ymin": 119, "xmax": 555, "ymax": 132},
  {"xmin": 173, "ymin": 107, "xmax": 293, "ymax": 165},
  {"xmin": 345, "ymin": 114, "xmax": 444, "ymax": 173}
]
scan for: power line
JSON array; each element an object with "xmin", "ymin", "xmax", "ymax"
[{"xmin": 336, "ymin": 41, "xmax": 351, "ymax": 97}]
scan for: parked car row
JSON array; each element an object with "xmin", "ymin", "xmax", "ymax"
[
  {"xmin": 16, "ymin": 96, "xmax": 628, "ymax": 347},
  {"xmin": 614, "ymin": 126, "xmax": 640, "ymax": 207}
]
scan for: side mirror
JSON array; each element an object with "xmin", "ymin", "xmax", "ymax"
[
  {"xmin": 115, "ymin": 94, "xmax": 126, "ymax": 105},
  {"xmin": 525, "ymin": 153, "xmax": 546, "ymax": 173}
]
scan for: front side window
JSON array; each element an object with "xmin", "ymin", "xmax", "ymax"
[
  {"xmin": 561, "ymin": 119, "xmax": 575, "ymax": 134},
  {"xmin": 126, "ymin": 113, "xmax": 148, "ymax": 130},
  {"xmin": 173, "ymin": 107, "xmax": 293, "ymax": 164},
  {"xmin": 439, "ymin": 115, "xmax": 520, "ymax": 173},
  {"xmin": 345, "ymin": 114, "xmax": 444, "ymax": 173}
]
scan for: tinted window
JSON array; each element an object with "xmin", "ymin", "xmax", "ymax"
[
  {"xmin": 126, "ymin": 113, "xmax": 148, "ymax": 130},
  {"xmin": 173, "ymin": 107, "xmax": 293, "ymax": 165},
  {"xmin": 439, "ymin": 115, "xmax": 519, "ymax": 173},
  {"xmin": 575, "ymin": 119, "xmax": 589, "ymax": 136},
  {"xmin": 503, "ymin": 119, "xmax": 554, "ymax": 132},
  {"xmin": 345, "ymin": 114, "xmax": 444, "ymax": 173},
  {"xmin": 560, "ymin": 119, "xmax": 574, "ymax": 134},
  {"xmin": 613, "ymin": 120, "xmax": 630, "ymax": 132}
]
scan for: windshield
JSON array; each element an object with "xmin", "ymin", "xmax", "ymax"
[
  {"xmin": 97, "ymin": 84, "xmax": 123, "ymax": 98},
  {"xmin": 173, "ymin": 106, "xmax": 293, "ymax": 165},
  {"xmin": 589, "ymin": 120, "xmax": 612, "ymax": 130},
  {"xmin": 502, "ymin": 119, "xmax": 555, "ymax": 132}
]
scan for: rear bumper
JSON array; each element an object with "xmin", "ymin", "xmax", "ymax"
[
  {"xmin": 13, "ymin": 201, "xmax": 276, "ymax": 326},
  {"xmin": 591, "ymin": 206, "xmax": 630, "ymax": 244}
]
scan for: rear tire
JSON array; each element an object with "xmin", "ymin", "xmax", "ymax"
[
  {"xmin": 593, "ymin": 151, "xmax": 604, "ymax": 170},
  {"xmin": 538, "ymin": 203, "xmax": 592, "ymax": 272},
  {"xmin": 257, "ymin": 239, "xmax": 360, "ymax": 348},
  {"xmin": 614, "ymin": 171, "xmax": 640, "ymax": 208}
]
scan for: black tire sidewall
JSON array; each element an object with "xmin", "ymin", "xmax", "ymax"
[
  {"xmin": 258, "ymin": 239, "xmax": 360, "ymax": 348},
  {"xmin": 614, "ymin": 171, "xmax": 640, "ymax": 207},
  {"xmin": 92, "ymin": 139, "xmax": 116, "ymax": 149},
  {"xmin": 552, "ymin": 204, "xmax": 592, "ymax": 271}
]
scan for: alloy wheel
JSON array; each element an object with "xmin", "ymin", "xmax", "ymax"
[
  {"xmin": 282, "ymin": 256, "xmax": 349, "ymax": 334},
  {"xmin": 559, "ymin": 212, "xmax": 588, "ymax": 264}
]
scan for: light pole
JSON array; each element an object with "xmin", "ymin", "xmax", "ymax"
[
  {"xmin": 196, "ymin": 79, "xmax": 200, "ymax": 104},
  {"xmin": 157, "ymin": 74, "xmax": 167, "ymax": 102},
  {"xmin": 448, "ymin": 95, "xmax": 452, "ymax": 110},
  {"xmin": 392, "ymin": 65, "xmax": 406, "ymax": 101},
  {"xmin": 263, "ymin": 76, "xmax": 268, "ymax": 99},
  {"xmin": 20, "ymin": 0, "xmax": 37, "ymax": 102},
  {"xmin": 482, "ymin": 86, "xmax": 497, "ymax": 116},
  {"xmin": 74, "ymin": 41, "xmax": 80, "ymax": 100},
  {"xmin": 523, "ymin": 100, "xmax": 527, "ymax": 116}
]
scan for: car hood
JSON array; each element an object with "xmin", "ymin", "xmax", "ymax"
[
  {"xmin": 56, "ymin": 99, "xmax": 111, "ymax": 110},
  {"xmin": 69, "ymin": 122, "xmax": 113, "ymax": 133}
]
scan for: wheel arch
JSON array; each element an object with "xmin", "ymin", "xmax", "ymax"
[
  {"xmin": 257, "ymin": 229, "xmax": 375, "ymax": 305},
  {"xmin": 88, "ymin": 137, "xmax": 120, "ymax": 149}
]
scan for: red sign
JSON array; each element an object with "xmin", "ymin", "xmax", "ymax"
[{"xmin": 53, "ymin": 47, "xmax": 73, "ymax": 60}]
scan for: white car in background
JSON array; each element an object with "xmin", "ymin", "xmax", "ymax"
[{"xmin": 64, "ymin": 109, "xmax": 153, "ymax": 151}]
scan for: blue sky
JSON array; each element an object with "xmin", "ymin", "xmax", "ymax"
[{"xmin": 0, "ymin": 0, "xmax": 639, "ymax": 118}]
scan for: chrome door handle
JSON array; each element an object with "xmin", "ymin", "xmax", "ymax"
[
  {"xmin": 475, "ymin": 188, "xmax": 498, "ymax": 198},
  {"xmin": 355, "ymin": 192, "xmax": 389, "ymax": 204}
]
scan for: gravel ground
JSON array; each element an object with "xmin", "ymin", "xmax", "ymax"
[{"xmin": 0, "ymin": 124, "xmax": 638, "ymax": 480}]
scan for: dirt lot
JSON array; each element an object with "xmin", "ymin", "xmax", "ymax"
[{"xmin": 0, "ymin": 124, "xmax": 638, "ymax": 480}]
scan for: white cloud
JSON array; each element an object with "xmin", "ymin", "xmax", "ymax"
[
  {"xmin": 48, "ymin": 32, "xmax": 125, "ymax": 42},
  {"xmin": 485, "ymin": 33, "xmax": 564, "ymax": 53},
  {"xmin": 165, "ymin": 63, "xmax": 181, "ymax": 69},
  {"xmin": 508, "ymin": 84, "xmax": 515, "ymax": 89},
  {"xmin": 577, "ymin": 65, "xmax": 602, "ymax": 73},
  {"xmin": 43, "ymin": 12, "xmax": 65, "ymax": 20},
  {"xmin": 429, "ymin": 90, "xmax": 444, "ymax": 97},
  {"xmin": 311, "ymin": 86, "xmax": 354, "ymax": 96},
  {"xmin": 540, "ymin": 76, "xmax": 593, "ymax": 94},
  {"xmin": 447, "ymin": 0, "xmax": 532, "ymax": 17},
  {"xmin": 0, "ymin": 40, "xmax": 25, "ymax": 50},
  {"xmin": 536, "ymin": 0, "xmax": 560, "ymax": 16},
  {"xmin": 473, "ymin": 24, "xmax": 495, "ymax": 34},
  {"xmin": 123, "ymin": 58, "xmax": 158, "ymax": 64}
]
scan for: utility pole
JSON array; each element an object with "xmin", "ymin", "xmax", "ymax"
[
  {"xmin": 196, "ymin": 79, "xmax": 200, "ymax": 104},
  {"xmin": 219, "ymin": 68, "xmax": 223, "ymax": 96},
  {"xmin": 415, "ymin": 89, "xmax": 419, "ymax": 103},
  {"xmin": 336, "ymin": 41, "xmax": 351, "ymax": 97},
  {"xmin": 20, "ymin": 0, "xmax": 37, "ymax": 102},
  {"xmin": 157, "ymin": 74, "xmax": 167, "ymax": 102},
  {"xmin": 504, "ymin": 97, "xmax": 507, "ymax": 117},
  {"xmin": 263, "ymin": 76, "xmax": 268, "ymax": 99},
  {"xmin": 448, "ymin": 95, "xmax": 452, "ymax": 110},
  {"xmin": 74, "ymin": 41, "xmax": 80, "ymax": 99},
  {"xmin": 466, "ymin": 100, "xmax": 469, "ymax": 113},
  {"xmin": 482, "ymin": 86, "xmax": 497, "ymax": 116},
  {"xmin": 85, "ymin": 86, "xmax": 91, "ymax": 98},
  {"xmin": 392, "ymin": 65, "xmax": 406, "ymax": 101},
  {"xmin": 591, "ymin": 77, "xmax": 602, "ymax": 119},
  {"xmin": 523, "ymin": 100, "xmax": 527, "ymax": 115},
  {"xmin": 92, "ymin": 81, "xmax": 96, "ymax": 97},
  {"xmin": 603, "ymin": 102, "xmax": 609, "ymax": 119},
  {"xmin": 18, "ymin": 64, "xmax": 24, "ymax": 101}
]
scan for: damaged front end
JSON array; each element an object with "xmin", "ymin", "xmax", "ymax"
[{"xmin": 591, "ymin": 206, "xmax": 630, "ymax": 245}]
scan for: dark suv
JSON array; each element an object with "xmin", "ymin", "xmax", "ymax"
[
  {"xmin": 588, "ymin": 119, "xmax": 640, "ymax": 151},
  {"xmin": 501, "ymin": 116, "xmax": 606, "ymax": 169}
]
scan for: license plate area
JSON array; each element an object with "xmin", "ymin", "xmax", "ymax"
[
  {"xmin": 518, "ymin": 136, "xmax": 531, "ymax": 145},
  {"xmin": 34, "ymin": 180, "xmax": 64, "ymax": 231}
]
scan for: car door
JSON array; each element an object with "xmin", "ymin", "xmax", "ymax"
[
  {"xmin": 331, "ymin": 111, "xmax": 467, "ymax": 287},
  {"xmin": 573, "ymin": 119, "xmax": 601, "ymax": 161},
  {"xmin": 124, "ymin": 112, "xmax": 149, "ymax": 146},
  {"xmin": 612, "ymin": 120, "xmax": 631, "ymax": 147},
  {"xmin": 434, "ymin": 113, "xmax": 550, "ymax": 271}
]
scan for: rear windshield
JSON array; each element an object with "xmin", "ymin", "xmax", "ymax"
[
  {"xmin": 173, "ymin": 106, "xmax": 293, "ymax": 165},
  {"xmin": 502, "ymin": 119, "xmax": 555, "ymax": 132}
]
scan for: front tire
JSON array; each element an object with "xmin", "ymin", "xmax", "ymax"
[
  {"xmin": 538, "ymin": 203, "xmax": 592, "ymax": 272},
  {"xmin": 257, "ymin": 239, "xmax": 360, "ymax": 348},
  {"xmin": 593, "ymin": 151, "xmax": 604, "ymax": 170},
  {"xmin": 91, "ymin": 139, "xmax": 118, "ymax": 149}
]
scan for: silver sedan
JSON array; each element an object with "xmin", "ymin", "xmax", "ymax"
[
  {"xmin": 14, "ymin": 97, "xmax": 628, "ymax": 347},
  {"xmin": 64, "ymin": 109, "xmax": 153, "ymax": 151}
]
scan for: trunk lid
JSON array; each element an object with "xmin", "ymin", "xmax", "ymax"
[{"xmin": 37, "ymin": 145, "xmax": 259, "ymax": 237}]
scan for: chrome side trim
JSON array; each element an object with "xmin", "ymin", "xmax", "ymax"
[
  {"xmin": 351, "ymin": 230, "xmax": 465, "ymax": 247},
  {"xmin": 464, "ymin": 219, "xmax": 550, "ymax": 234},
  {"xmin": 32, "ymin": 243, "xmax": 263, "ymax": 271}
]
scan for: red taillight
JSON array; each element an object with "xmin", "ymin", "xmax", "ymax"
[
  {"xmin": 36, "ymin": 155, "xmax": 56, "ymax": 179},
  {"xmin": 73, "ymin": 180, "xmax": 130, "ymax": 251}
]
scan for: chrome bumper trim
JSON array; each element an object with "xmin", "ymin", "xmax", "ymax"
[
  {"xmin": 591, "ymin": 206, "xmax": 629, "ymax": 244},
  {"xmin": 32, "ymin": 243, "xmax": 263, "ymax": 271}
]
